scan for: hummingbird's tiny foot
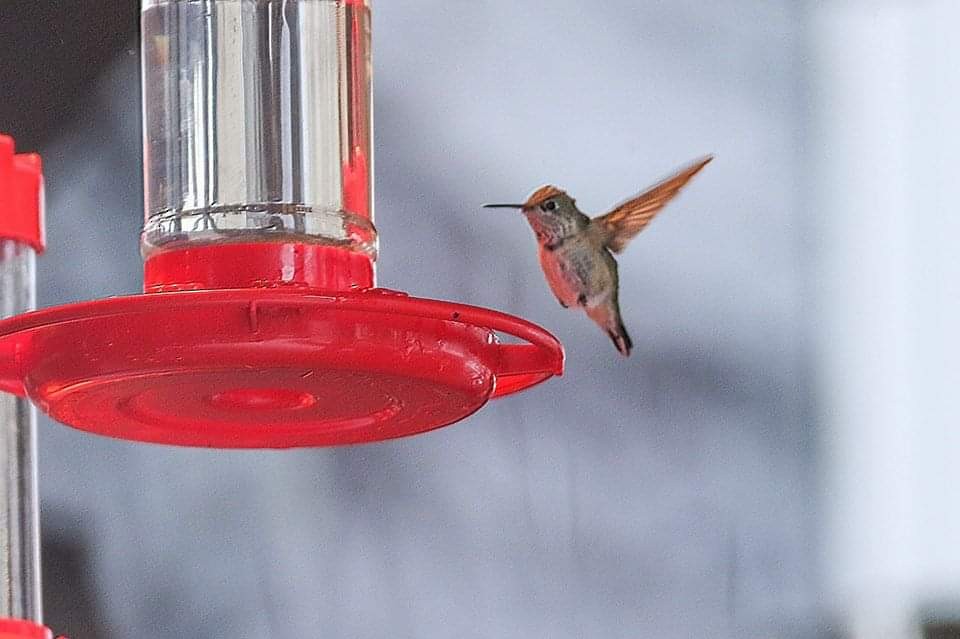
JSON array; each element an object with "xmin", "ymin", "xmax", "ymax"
[
  {"xmin": 557, "ymin": 299, "xmax": 569, "ymax": 309},
  {"xmin": 577, "ymin": 294, "xmax": 588, "ymax": 307}
]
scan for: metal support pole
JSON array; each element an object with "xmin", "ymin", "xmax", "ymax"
[{"xmin": 0, "ymin": 239, "xmax": 41, "ymax": 622}]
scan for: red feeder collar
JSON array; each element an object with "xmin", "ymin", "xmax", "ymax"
[
  {"xmin": 0, "ymin": 135, "xmax": 44, "ymax": 253},
  {"xmin": 144, "ymin": 243, "xmax": 375, "ymax": 293}
]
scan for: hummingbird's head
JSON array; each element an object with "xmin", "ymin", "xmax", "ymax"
[
  {"xmin": 484, "ymin": 185, "xmax": 585, "ymax": 243},
  {"xmin": 483, "ymin": 185, "xmax": 577, "ymax": 216},
  {"xmin": 520, "ymin": 185, "xmax": 576, "ymax": 215}
]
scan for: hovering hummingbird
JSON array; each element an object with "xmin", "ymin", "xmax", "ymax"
[{"xmin": 484, "ymin": 156, "xmax": 712, "ymax": 357}]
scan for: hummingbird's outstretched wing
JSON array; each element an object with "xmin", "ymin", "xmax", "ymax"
[{"xmin": 593, "ymin": 155, "xmax": 712, "ymax": 254}]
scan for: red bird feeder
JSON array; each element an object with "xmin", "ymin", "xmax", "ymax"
[{"xmin": 0, "ymin": 0, "xmax": 564, "ymax": 449}]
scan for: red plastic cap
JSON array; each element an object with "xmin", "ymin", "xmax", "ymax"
[
  {"xmin": 144, "ymin": 243, "xmax": 375, "ymax": 293},
  {"xmin": 0, "ymin": 619, "xmax": 57, "ymax": 639},
  {"xmin": 0, "ymin": 135, "xmax": 44, "ymax": 253}
]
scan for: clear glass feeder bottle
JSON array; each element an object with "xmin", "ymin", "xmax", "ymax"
[{"xmin": 141, "ymin": 0, "xmax": 376, "ymax": 262}]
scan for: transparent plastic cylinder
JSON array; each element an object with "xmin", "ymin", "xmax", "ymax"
[
  {"xmin": 141, "ymin": 0, "xmax": 375, "ymax": 262},
  {"xmin": 0, "ymin": 240, "xmax": 40, "ymax": 623}
]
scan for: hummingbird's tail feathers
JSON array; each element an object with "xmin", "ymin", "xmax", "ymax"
[
  {"xmin": 594, "ymin": 155, "xmax": 713, "ymax": 254},
  {"xmin": 608, "ymin": 320, "xmax": 633, "ymax": 357},
  {"xmin": 586, "ymin": 298, "xmax": 633, "ymax": 357}
]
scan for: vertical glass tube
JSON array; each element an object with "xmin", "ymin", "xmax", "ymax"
[
  {"xmin": 0, "ymin": 240, "xmax": 40, "ymax": 623},
  {"xmin": 141, "ymin": 0, "xmax": 375, "ymax": 261}
]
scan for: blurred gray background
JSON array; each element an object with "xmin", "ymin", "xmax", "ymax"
[{"xmin": 3, "ymin": 1, "xmax": 956, "ymax": 638}]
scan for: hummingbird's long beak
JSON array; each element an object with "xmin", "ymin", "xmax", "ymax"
[{"xmin": 482, "ymin": 203, "xmax": 525, "ymax": 209}]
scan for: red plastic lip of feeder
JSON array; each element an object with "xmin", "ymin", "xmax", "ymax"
[
  {"xmin": 0, "ymin": 266, "xmax": 564, "ymax": 448},
  {"xmin": 0, "ymin": 215, "xmax": 563, "ymax": 448},
  {"xmin": 0, "ymin": 135, "xmax": 44, "ymax": 253}
]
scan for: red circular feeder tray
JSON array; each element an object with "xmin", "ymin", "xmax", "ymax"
[{"xmin": 0, "ymin": 284, "xmax": 563, "ymax": 448}]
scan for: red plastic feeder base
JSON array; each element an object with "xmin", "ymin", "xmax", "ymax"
[
  {"xmin": 0, "ymin": 243, "xmax": 563, "ymax": 448},
  {"xmin": 0, "ymin": 619, "xmax": 58, "ymax": 639}
]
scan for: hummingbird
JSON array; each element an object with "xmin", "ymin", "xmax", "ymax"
[{"xmin": 484, "ymin": 156, "xmax": 712, "ymax": 357}]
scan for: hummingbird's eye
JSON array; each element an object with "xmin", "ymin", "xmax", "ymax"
[{"xmin": 541, "ymin": 200, "xmax": 557, "ymax": 212}]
